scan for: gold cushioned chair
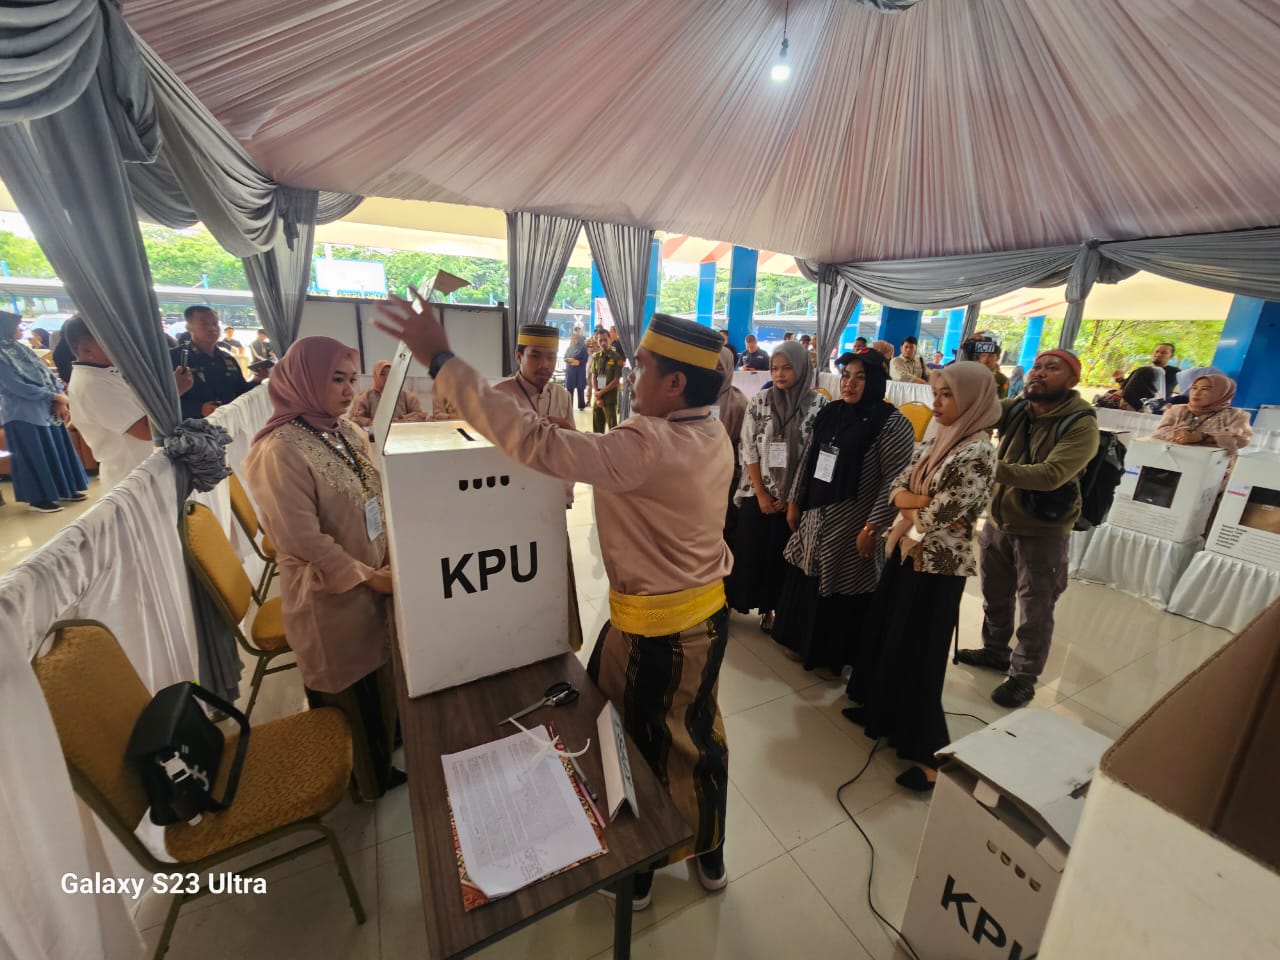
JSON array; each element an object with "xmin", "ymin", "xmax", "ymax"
[
  {"xmin": 181, "ymin": 501, "xmax": 295, "ymax": 718},
  {"xmin": 898, "ymin": 401, "xmax": 934, "ymax": 443},
  {"xmin": 227, "ymin": 472, "xmax": 279, "ymax": 604},
  {"xmin": 33, "ymin": 620, "xmax": 365, "ymax": 960}
]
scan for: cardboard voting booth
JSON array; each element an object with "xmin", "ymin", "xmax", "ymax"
[
  {"xmin": 1206, "ymin": 451, "xmax": 1280, "ymax": 571},
  {"xmin": 374, "ymin": 276, "xmax": 571, "ymax": 698},
  {"xmin": 1108, "ymin": 438, "xmax": 1229, "ymax": 542},
  {"xmin": 1039, "ymin": 598, "xmax": 1280, "ymax": 959},
  {"xmin": 900, "ymin": 710, "xmax": 1110, "ymax": 960}
]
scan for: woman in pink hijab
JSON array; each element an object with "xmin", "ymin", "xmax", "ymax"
[
  {"xmin": 243, "ymin": 337, "xmax": 402, "ymax": 801},
  {"xmin": 844, "ymin": 362, "xmax": 1002, "ymax": 793},
  {"xmin": 1153, "ymin": 373, "xmax": 1252, "ymax": 466}
]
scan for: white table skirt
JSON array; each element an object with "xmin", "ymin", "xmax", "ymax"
[
  {"xmin": 886, "ymin": 380, "xmax": 935, "ymax": 407},
  {"xmin": 1068, "ymin": 527, "xmax": 1095, "ymax": 577},
  {"xmin": 1167, "ymin": 551, "xmax": 1280, "ymax": 632},
  {"xmin": 1076, "ymin": 523, "xmax": 1202, "ymax": 607}
]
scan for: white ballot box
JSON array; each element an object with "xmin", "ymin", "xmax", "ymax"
[
  {"xmin": 1107, "ymin": 438, "xmax": 1229, "ymax": 541},
  {"xmin": 900, "ymin": 710, "xmax": 1110, "ymax": 960},
  {"xmin": 1039, "ymin": 599, "xmax": 1280, "ymax": 959},
  {"xmin": 1205, "ymin": 451, "xmax": 1280, "ymax": 571},
  {"xmin": 380, "ymin": 420, "xmax": 570, "ymax": 697}
]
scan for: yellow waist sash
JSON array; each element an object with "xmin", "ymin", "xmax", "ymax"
[{"xmin": 608, "ymin": 582, "xmax": 726, "ymax": 638}]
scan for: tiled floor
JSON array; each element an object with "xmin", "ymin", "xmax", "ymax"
[
  {"xmin": 1, "ymin": 452, "xmax": 1235, "ymax": 960},
  {"xmin": 0, "ymin": 475, "xmax": 104, "ymax": 572}
]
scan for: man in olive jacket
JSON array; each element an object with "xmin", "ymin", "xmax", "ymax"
[{"xmin": 957, "ymin": 350, "xmax": 1100, "ymax": 708}]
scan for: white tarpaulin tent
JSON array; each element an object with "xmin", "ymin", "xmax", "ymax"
[{"xmin": 122, "ymin": 0, "xmax": 1280, "ymax": 264}]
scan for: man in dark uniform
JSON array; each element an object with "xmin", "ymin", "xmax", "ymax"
[{"xmin": 171, "ymin": 305, "xmax": 252, "ymax": 419}]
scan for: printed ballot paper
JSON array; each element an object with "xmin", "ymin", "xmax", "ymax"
[{"xmin": 442, "ymin": 727, "xmax": 605, "ymax": 907}]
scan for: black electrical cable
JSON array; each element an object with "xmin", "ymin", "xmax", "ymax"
[
  {"xmin": 835, "ymin": 711, "xmax": 994, "ymax": 960},
  {"xmin": 835, "ymin": 738, "xmax": 923, "ymax": 960},
  {"xmin": 944, "ymin": 711, "xmax": 993, "ymax": 726}
]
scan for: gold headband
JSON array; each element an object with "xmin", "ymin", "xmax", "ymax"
[
  {"xmin": 639, "ymin": 329, "xmax": 719, "ymax": 369},
  {"xmin": 517, "ymin": 334, "xmax": 560, "ymax": 349}
]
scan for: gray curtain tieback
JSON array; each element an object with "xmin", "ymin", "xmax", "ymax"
[{"xmin": 164, "ymin": 419, "xmax": 232, "ymax": 492}]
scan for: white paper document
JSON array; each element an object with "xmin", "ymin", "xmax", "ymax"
[{"xmin": 441, "ymin": 728, "xmax": 605, "ymax": 899}]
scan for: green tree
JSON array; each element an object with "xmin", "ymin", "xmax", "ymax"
[
  {"xmin": 0, "ymin": 231, "xmax": 55, "ymax": 278},
  {"xmin": 140, "ymin": 226, "xmax": 248, "ymax": 289}
]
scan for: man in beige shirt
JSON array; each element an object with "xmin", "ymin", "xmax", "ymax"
[
  {"xmin": 375, "ymin": 299, "xmax": 733, "ymax": 911},
  {"xmin": 493, "ymin": 323, "xmax": 577, "ymax": 503},
  {"xmin": 890, "ymin": 335, "xmax": 929, "ymax": 383},
  {"xmin": 492, "ymin": 323, "xmax": 575, "ymax": 426},
  {"xmin": 349, "ymin": 359, "xmax": 428, "ymax": 426}
]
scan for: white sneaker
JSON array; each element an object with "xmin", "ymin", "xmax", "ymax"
[
  {"xmin": 695, "ymin": 858, "xmax": 728, "ymax": 892},
  {"xmin": 598, "ymin": 882, "xmax": 653, "ymax": 911}
]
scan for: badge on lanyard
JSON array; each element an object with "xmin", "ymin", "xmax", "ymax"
[
  {"xmin": 768, "ymin": 442, "xmax": 788, "ymax": 468},
  {"xmin": 596, "ymin": 374, "xmax": 608, "ymax": 390},
  {"xmin": 710, "ymin": 404, "xmax": 720, "ymax": 419},
  {"xmin": 364, "ymin": 498, "xmax": 383, "ymax": 541},
  {"xmin": 815, "ymin": 443, "xmax": 839, "ymax": 482}
]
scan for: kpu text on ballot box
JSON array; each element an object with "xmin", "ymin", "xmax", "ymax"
[
  {"xmin": 1107, "ymin": 437, "xmax": 1229, "ymax": 542},
  {"xmin": 373, "ymin": 335, "xmax": 570, "ymax": 698},
  {"xmin": 900, "ymin": 710, "xmax": 1110, "ymax": 960}
]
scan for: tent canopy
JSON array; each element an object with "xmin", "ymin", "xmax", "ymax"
[{"xmin": 121, "ymin": 0, "xmax": 1280, "ymax": 265}]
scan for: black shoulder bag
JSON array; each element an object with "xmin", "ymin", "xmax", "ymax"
[{"xmin": 125, "ymin": 682, "xmax": 250, "ymax": 825}]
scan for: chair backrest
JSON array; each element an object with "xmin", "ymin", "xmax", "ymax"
[
  {"xmin": 227, "ymin": 473, "xmax": 260, "ymax": 539},
  {"xmin": 182, "ymin": 501, "xmax": 254, "ymax": 623},
  {"xmin": 899, "ymin": 401, "xmax": 934, "ymax": 442},
  {"xmin": 32, "ymin": 620, "xmax": 153, "ymax": 834}
]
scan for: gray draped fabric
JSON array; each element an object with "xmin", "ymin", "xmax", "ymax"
[
  {"xmin": 0, "ymin": 89, "xmax": 180, "ymax": 435},
  {"xmin": 832, "ymin": 245, "xmax": 1080, "ymax": 310},
  {"xmin": 584, "ymin": 221, "xmax": 654, "ymax": 419},
  {"xmin": 961, "ymin": 302, "xmax": 982, "ymax": 343},
  {"xmin": 1059, "ymin": 243, "xmax": 1101, "ymax": 349},
  {"xmin": 0, "ymin": 0, "xmax": 101, "ymax": 122},
  {"xmin": 166, "ymin": 423, "xmax": 242, "ymax": 701},
  {"xmin": 243, "ymin": 214, "xmax": 317, "ymax": 354},
  {"xmin": 1102, "ymin": 227, "xmax": 1280, "ymax": 302},
  {"xmin": 798, "ymin": 260, "xmax": 860, "ymax": 373},
  {"xmin": 505, "ymin": 210, "xmax": 583, "ymax": 375},
  {"xmin": 125, "ymin": 34, "xmax": 363, "ymax": 252}
]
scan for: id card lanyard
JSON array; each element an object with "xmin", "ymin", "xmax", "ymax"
[{"xmin": 815, "ymin": 442, "xmax": 839, "ymax": 482}]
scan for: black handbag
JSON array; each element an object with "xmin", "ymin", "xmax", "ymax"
[{"xmin": 125, "ymin": 682, "xmax": 250, "ymax": 826}]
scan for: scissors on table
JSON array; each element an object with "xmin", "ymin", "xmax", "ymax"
[{"xmin": 499, "ymin": 681, "xmax": 580, "ymax": 727}]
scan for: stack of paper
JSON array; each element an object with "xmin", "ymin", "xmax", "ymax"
[{"xmin": 442, "ymin": 727, "xmax": 606, "ymax": 908}]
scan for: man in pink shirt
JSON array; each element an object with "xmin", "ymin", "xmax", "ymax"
[{"xmin": 376, "ymin": 297, "xmax": 733, "ymax": 911}]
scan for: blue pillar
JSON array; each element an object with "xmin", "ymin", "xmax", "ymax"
[
  {"xmin": 1213, "ymin": 296, "xmax": 1280, "ymax": 411},
  {"xmin": 839, "ymin": 301, "xmax": 864, "ymax": 352},
  {"xmin": 942, "ymin": 307, "xmax": 966, "ymax": 361},
  {"xmin": 1019, "ymin": 315, "xmax": 1046, "ymax": 369},
  {"xmin": 695, "ymin": 261, "xmax": 716, "ymax": 327},
  {"xmin": 642, "ymin": 237, "xmax": 661, "ymax": 332},
  {"xmin": 726, "ymin": 246, "xmax": 758, "ymax": 351},
  {"xmin": 588, "ymin": 262, "xmax": 604, "ymax": 331},
  {"xmin": 877, "ymin": 306, "xmax": 922, "ymax": 348}
]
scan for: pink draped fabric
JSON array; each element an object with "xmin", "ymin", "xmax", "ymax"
[{"xmin": 122, "ymin": 0, "xmax": 1280, "ymax": 263}]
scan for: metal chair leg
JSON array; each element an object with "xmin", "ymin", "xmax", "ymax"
[
  {"xmin": 152, "ymin": 889, "xmax": 187, "ymax": 960},
  {"xmin": 243, "ymin": 655, "xmax": 268, "ymax": 719},
  {"xmin": 317, "ymin": 822, "xmax": 366, "ymax": 924}
]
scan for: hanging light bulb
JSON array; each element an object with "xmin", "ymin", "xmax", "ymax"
[
  {"xmin": 770, "ymin": 0, "xmax": 791, "ymax": 83},
  {"xmin": 770, "ymin": 37, "xmax": 791, "ymax": 83}
]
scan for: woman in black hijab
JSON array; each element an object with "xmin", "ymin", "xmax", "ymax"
[{"xmin": 772, "ymin": 352, "xmax": 915, "ymax": 673}]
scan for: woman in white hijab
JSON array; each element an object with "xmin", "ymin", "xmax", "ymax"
[{"xmin": 726, "ymin": 340, "xmax": 826, "ymax": 633}]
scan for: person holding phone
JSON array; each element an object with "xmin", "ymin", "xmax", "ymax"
[{"xmin": 170, "ymin": 305, "xmax": 253, "ymax": 418}]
